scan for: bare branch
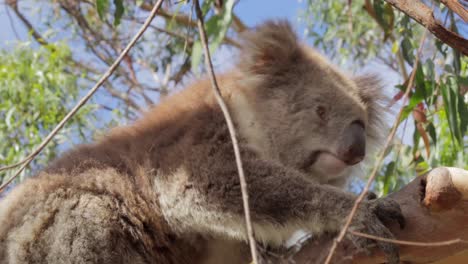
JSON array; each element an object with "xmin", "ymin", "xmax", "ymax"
[
  {"xmin": 6, "ymin": 1, "xmax": 48, "ymax": 46},
  {"xmin": 384, "ymin": 0, "xmax": 468, "ymax": 55},
  {"xmin": 4, "ymin": 3, "xmax": 20, "ymax": 40},
  {"xmin": 349, "ymin": 231, "xmax": 468, "ymax": 247},
  {"xmin": 171, "ymin": 56, "xmax": 192, "ymax": 85},
  {"xmin": 193, "ymin": 0, "xmax": 258, "ymax": 263},
  {"xmin": 103, "ymin": 84, "xmax": 145, "ymax": 113},
  {"xmin": 0, "ymin": 0, "xmax": 165, "ymax": 190}
]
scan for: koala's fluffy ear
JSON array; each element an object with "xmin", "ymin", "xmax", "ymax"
[
  {"xmin": 355, "ymin": 75, "xmax": 389, "ymax": 144},
  {"xmin": 239, "ymin": 20, "xmax": 301, "ymax": 74}
]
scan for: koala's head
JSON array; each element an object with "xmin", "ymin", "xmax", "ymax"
[{"xmin": 234, "ymin": 21, "xmax": 387, "ymax": 184}]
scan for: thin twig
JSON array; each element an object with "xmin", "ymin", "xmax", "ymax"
[
  {"xmin": 349, "ymin": 230, "xmax": 468, "ymax": 247},
  {"xmin": 193, "ymin": 1, "xmax": 258, "ymax": 263},
  {"xmin": 347, "ymin": 0, "xmax": 353, "ymax": 35},
  {"xmin": 0, "ymin": 0, "xmax": 165, "ymax": 190},
  {"xmin": 144, "ymin": 21, "xmax": 241, "ymax": 48},
  {"xmin": 323, "ymin": 28, "xmax": 430, "ymax": 264},
  {"xmin": 4, "ymin": 3, "xmax": 21, "ymax": 40},
  {"xmin": 141, "ymin": 2, "xmax": 247, "ymax": 34},
  {"xmin": 6, "ymin": 1, "xmax": 48, "ymax": 46}
]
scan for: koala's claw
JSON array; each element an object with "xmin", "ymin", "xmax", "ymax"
[
  {"xmin": 373, "ymin": 198, "xmax": 406, "ymax": 229},
  {"xmin": 349, "ymin": 197, "xmax": 405, "ymax": 264},
  {"xmin": 364, "ymin": 191, "xmax": 378, "ymax": 200}
]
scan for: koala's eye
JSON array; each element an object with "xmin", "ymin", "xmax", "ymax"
[{"xmin": 316, "ymin": 105, "xmax": 327, "ymax": 121}]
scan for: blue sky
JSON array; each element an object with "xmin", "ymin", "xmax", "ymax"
[{"xmin": 235, "ymin": 0, "xmax": 307, "ymax": 29}]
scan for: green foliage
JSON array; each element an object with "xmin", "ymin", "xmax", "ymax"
[
  {"xmin": 0, "ymin": 43, "xmax": 96, "ymax": 183},
  {"xmin": 95, "ymin": 0, "xmax": 125, "ymax": 26}
]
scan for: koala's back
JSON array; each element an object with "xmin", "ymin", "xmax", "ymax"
[
  {"xmin": 0, "ymin": 169, "xmax": 199, "ymax": 264},
  {"xmin": 0, "ymin": 74, "xmax": 250, "ymax": 264}
]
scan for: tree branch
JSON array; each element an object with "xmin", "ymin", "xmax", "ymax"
[
  {"xmin": 6, "ymin": 1, "xmax": 49, "ymax": 46},
  {"xmin": 292, "ymin": 167, "xmax": 468, "ymax": 264},
  {"xmin": 384, "ymin": 0, "xmax": 468, "ymax": 55},
  {"xmin": 103, "ymin": 84, "xmax": 145, "ymax": 113},
  {"xmin": 440, "ymin": 0, "xmax": 468, "ymax": 22}
]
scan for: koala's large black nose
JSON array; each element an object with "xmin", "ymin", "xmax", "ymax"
[{"xmin": 338, "ymin": 121, "xmax": 366, "ymax": 165}]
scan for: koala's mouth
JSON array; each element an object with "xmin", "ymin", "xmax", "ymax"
[
  {"xmin": 300, "ymin": 152, "xmax": 321, "ymax": 170},
  {"xmin": 301, "ymin": 151, "xmax": 356, "ymax": 177}
]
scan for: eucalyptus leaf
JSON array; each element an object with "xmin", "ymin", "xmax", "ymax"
[
  {"xmin": 95, "ymin": 0, "xmax": 109, "ymax": 20},
  {"xmin": 113, "ymin": 0, "xmax": 124, "ymax": 26}
]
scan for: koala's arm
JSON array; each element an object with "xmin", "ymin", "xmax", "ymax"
[
  {"xmin": 162, "ymin": 143, "xmax": 403, "ymax": 259},
  {"xmin": 186, "ymin": 150, "xmax": 351, "ymax": 240},
  {"xmin": 160, "ymin": 142, "xmax": 405, "ymax": 263}
]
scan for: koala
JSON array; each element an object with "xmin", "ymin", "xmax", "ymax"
[{"xmin": 0, "ymin": 20, "xmax": 404, "ymax": 264}]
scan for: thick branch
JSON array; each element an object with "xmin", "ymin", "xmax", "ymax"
[
  {"xmin": 440, "ymin": 0, "xmax": 468, "ymax": 22},
  {"xmin": 384, "ymin": 0, "xmax": 468, "ymax": 55},
  {"xmin": 292, "ymin": 167, "xmax": 468, "ymax": 264}
]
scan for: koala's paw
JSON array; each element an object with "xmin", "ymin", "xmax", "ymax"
[
  {"xmin": 348, "ymin": 197, "xmax": 405, "ymax": 264},
  {"xmin": 364, "ymin": 191, "xmax": 377, "ymax": 200}
]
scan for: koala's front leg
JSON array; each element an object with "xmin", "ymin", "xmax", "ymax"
[{"xmin": 176, "ymin": 145, "xmax": 404, "ymax": 263}]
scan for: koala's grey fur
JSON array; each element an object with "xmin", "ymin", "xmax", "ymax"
[{"xmin": 0, "ymin": 21, "xmax": 404, "ymax": 264}]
